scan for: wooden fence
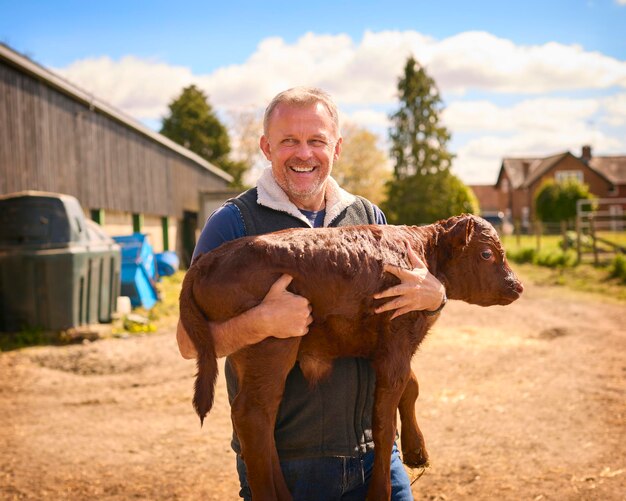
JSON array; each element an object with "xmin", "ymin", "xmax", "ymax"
[{"xmin": 576, "ymin": 198, "xmax": 626, "ymax": 264}]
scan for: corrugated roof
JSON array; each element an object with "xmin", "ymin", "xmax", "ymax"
[{"xmin": 0, "ymin": 43, "xmax": 233, "ymax": 183}]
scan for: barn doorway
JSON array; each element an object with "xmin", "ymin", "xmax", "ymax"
[{"xmin": 181, "ymin": 211, "xmax": 198, "ymax": 269}]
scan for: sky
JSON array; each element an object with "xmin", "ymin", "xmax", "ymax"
[{"xmin": 2, "ymin": 0, "xmax": 626, "ymax": 184}]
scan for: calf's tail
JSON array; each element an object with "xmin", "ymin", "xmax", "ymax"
[{"xmin": 179, "ymin": 265, "xmax": 218, "ymax": 426}]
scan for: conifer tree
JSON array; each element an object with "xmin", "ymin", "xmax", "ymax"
[
  {"xmin": 161, "ymin": 85, "xmax": 248, "ymax": 187},
  {"xmin": 383, "ymin": 57, "xmax": 477, "ymax": 224},
  {"xmin": 161, "ymin": 85, "xmax": 230, "ymax": 163}
]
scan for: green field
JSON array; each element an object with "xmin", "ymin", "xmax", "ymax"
[
  {"xmin": 501, "ymin": 231, "xmax": 626, "ymax": 254},
  {"xmin": 499, "ymin": 230, "xmax": 626, "ymax": 301}
]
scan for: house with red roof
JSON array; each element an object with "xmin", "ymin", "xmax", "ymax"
[{"xmin": 471, "ymin": 146, "xmax": 626, "ymax": 230}]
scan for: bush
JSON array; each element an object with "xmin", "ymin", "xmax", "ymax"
[
  {"xmin": 507, "ymin": 247, "xmax": 536, "ymax": 264},
  {"xmin": 508, "ymin": 247, "xmax": 577, "ymax": 268},
  {"xmin": 608, "ymin": 254, "xmax": 626, "ymax": 283},
  {"xmin": 560, "ymin": 231, "xmax": 593, "ymax": 250},
  {"xmin": 535, "ymin": 178, "xmax": 594, "ymax": 224},
  {"xmin": 534, "ymin": 249, "xmax": 577, "ymax": 268}
]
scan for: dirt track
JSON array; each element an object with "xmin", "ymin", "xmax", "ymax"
[{"xmin": 0, "ymin": 270, "xmax": 624, "ymax": 500}]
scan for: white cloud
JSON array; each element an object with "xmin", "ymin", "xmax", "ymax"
[
  {"xmin": 55, "ymin": 56, "xmax": 195, "ymax": 120},
  {"xmin": 601, "ymin": 93, "xmax": 626, "ymax": 126},
  {"xmin": 53, "ymin": 30, "xmax": 626, "ymax": 185},
  {"xmin": 452, "ymin": 123, "xmax": 625, "ymax": 184},
  {"xmin": 342, "ymin": 109, "xmax": 389, "ymax": 130},
  {"xmin": 443, "ymin": 97, "xmax": 601, "ymax": 133},
  {"xmin": 617, "ymin": 0, "xmax": 626, "ymax": 5},
  {"xmin": 428, "ymin": 32, "xmax": 626, "ymax": 94},
  {"xmin": 56, "ymin": 30, "xmax": 626, "ymax": 119}
]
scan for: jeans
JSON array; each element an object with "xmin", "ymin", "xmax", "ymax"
[{"xmin": 236, "ymin": 444, "xmax": 413, "ymax": 500}]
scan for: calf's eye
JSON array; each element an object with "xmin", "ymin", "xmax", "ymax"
[{"xmin": 481, "ymin": 250, "xmax": 493, "ymax": 260}]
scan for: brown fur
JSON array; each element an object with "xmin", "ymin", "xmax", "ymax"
[{"xmin": 180, "ymin": 214, "xmax": 523, "ymax": 500}]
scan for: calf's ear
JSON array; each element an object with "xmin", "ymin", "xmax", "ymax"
[{"xmin": 446, "ymin": 216, "xmax": 476, "ymax": 248}]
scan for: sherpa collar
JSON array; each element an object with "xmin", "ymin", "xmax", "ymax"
[{"xmin": 256, "ymin": 167, "xmax": 357, "ymax": 228}]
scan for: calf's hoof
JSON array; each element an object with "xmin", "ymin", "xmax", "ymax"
[{"xmin": 402, "ymin": 448, "xmax": 429, "ymax": 468}]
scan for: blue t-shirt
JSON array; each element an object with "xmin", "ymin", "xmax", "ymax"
[{"xmin": 193, "ymin": 201, "xmax": 387, "ymax": 260}]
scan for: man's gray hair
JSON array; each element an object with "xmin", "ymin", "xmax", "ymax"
[{"xmin": 263, "ymin": 87, "xmax": 340, "ymax": 135}]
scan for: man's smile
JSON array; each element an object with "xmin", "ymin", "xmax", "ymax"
[{"xmin": 289, "ymin": 165, "xmax": 316, "ymax": 173}]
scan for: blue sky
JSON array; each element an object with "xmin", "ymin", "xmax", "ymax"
[{"xmin": 2, "ymin": 0, "xmax": 625, "ymax": 183}]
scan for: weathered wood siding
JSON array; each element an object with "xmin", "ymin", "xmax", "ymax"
[{"xmin": 0, "ymin": 58, "xmax": 230, "ymax": 217}]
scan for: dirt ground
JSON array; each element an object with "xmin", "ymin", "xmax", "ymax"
[{"xmin": 0, "ymin": 272, "xmax": 624, "ymax": 500}]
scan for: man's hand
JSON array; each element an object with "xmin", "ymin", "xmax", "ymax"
[
  {"xmin": 256, "ymin": 274, "xmax": 313, "ymax": 339},
  {"xmin": 373, "ymin": 244, "xmax": 446, "ymax": 320},
  {"xmin": 176, "ymin": 273, "xmax": 312, "ymax": 360}
]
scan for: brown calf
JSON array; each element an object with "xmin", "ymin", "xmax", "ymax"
[{"xmin": 180, "ymin": 214, "xmax": 523, "ymax": 500}]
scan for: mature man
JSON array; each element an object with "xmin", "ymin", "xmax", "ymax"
[{"xmin": 176, "ymin": 87, "xmax": 445, "ymax": 500}]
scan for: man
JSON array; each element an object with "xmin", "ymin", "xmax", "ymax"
[{"xmin": 177, "ymin": 87, "xmax": 445, "ymax": 500}]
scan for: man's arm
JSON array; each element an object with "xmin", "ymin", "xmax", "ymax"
[{"xmin": 177, "ymin": 274, "xmax": 312, "ymax": 359}]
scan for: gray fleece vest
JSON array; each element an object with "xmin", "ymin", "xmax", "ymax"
[{"xmin": 225, "ymin": 187, "xmax": 378, "ymax": 459}]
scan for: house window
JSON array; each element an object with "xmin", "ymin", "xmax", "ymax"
[
  {"xmin": 501, "ymin": 178, "xmax": 510, "ymax": 193},
  {"xmin": 555, "ymin": 170, "xmax": 583, "ymax": 183}
]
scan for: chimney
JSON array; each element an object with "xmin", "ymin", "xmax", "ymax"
[{"xmin": 581, "ymin": 145, "xmax": 592, "ymax": 162}]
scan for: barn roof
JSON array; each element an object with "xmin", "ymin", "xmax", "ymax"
[{"xmin": 0, "ymin": 43, "xmax": 232, "ymax": 184}]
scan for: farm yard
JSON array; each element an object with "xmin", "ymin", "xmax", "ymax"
[
  {"xmin": 2, "ymin": 4, "xmax": 626, "ymax": 500},
  {"xmin": 0, "ymin": 265, "xmax": 624, "ymax": 500}
]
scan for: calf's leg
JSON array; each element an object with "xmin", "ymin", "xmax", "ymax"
[
  {"xmin": 398, "ymin": 370, "xmax": 429, "ymax": 467},
  {"xmin": 231, "ymin": 337, "xmax": 300, "ymax": 501},
  {"xmin": 368, "ymin": 358, "xmax": 412, "ymax": 500}
]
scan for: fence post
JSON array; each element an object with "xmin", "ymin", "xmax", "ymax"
[
  {"xmin": 576, "ymin": 215, "xmax": 581, "ymax": 264},
  {"xmin": 589, "ymin": 216, "xmax": 598, "ymax": 266},
  {"xmin": 535, "ymin": 221, "xmax": 542, "ymax": 252}
]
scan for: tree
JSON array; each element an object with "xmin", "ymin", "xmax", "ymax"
[
  {"xmin": 383, "ymin": 56, "xmax": 476, "ymax": 224},
  {"xmin": 384, "ymin": 170, "xmax": 479, "ymax": 225},
  {"xmin": 535, "ymin": 178, "xmax": 594, "ymax": 223},
  {"xmin": 388, "ymin": 56, "xmax": 452, "ymax": 180},
  {"xmin": 161, "ymin": 85, "xmax": 248, "ymax": 187},
  {"xmin": 332, "ymin": 122, "xmax": 391, "ymax": 206},
  {"xmin": 228, "ymin": 109, "xmax": 264, "ymax": 170},
  {"xmin": 226, "ymin": 109, "xmax": 265, "ymax": 187}
]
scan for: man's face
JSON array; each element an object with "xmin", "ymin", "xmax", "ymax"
[{"xmin": 260, "ymin": 102, "xmax": 342, "ymax": 211}]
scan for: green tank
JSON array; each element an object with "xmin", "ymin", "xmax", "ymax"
[{"xmin": 0, "ymin": 191, "xmax": 121, "ymax": 332}]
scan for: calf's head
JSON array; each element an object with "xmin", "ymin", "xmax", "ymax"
[{"xmin": 435, "ymin": 214, "xmax": 523, "ymax": 306}]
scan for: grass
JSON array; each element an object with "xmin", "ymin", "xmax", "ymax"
[
  {"xmin": 132, "ymin": 271, "xmax": 184, "ymax": 322},
  {"xmin": 501, "ymin": 234, "xmax": 562, "ymax": 253},
  {"xmin": 501, "ymin": 231, "xmax": 626, "ymax": 255},
  {"xmin": 112, "ymin": 271, "xmax": 184, "ymax": 334},
  {"xmin": 0, "ymin": 326, "xmax": 52, "ymax": 351},
  {"xmin": 596, "ymin": 231, "xmax": 626, "ymax": 248},
  {"xmin": 500, "ymin": 231, "xmax": 626, "ymax": 300},
  {"xmin": 508, "ymin": 258, "xmax": 626, "ymax": 302}
]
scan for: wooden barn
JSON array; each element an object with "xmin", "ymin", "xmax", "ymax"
[{"xmin": 0, "ymin": 43, "xmax": 234, "ymax": 266}]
